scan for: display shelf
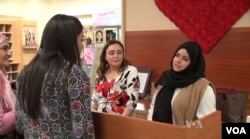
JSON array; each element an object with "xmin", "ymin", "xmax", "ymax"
[
  {"xmin": 1, "ymin": 21, "xmax": 21, "ymax": 82},
  {"xmin": 5, "ymin": 63, "xmax": 19, "ymax": 82},
  {"xmin": 23, "ymin": 46, "xmax": 37, "ymax": 49},
  {"xmin": 0, "ymin": 24, "xmax": 12, "ymax": 32},
  {"xmin": 21, "ymin": 21, "xmax": 38, "ymax": 67}
]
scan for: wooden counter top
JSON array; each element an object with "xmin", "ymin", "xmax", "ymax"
[
  {"xmin": 135, "ymin": 97, "xmax": 152, "ymax": 119},
  {"xmin": 136, "ymin": 98, "xmax": 151, "ymax": 111}
]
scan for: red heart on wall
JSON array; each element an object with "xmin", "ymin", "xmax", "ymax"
[{"xmin": 154, "ymin": 0, "xmax": 250, "ymax": 53}]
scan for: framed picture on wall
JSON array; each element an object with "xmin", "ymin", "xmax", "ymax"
[
  {"xmin": 94, "ymin": 29, "xmax": 105, "ymax": 45},
  {"xmin": 138, "ymin": 68, "xmax": 152, "ymax": 98},
  {"xmin": 22, "ymin": 25, "xmax": 38, "ymax": 48},
  {"xmin": 83, "ymin": 25, "xmax": 94, "ymax": 45},
  {"xmin": 104, "ymin": 28, "xmax": 118, "ymax": 43}
]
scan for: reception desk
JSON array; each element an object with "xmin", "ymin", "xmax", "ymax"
[{"xmin": 92, "ymin": 111, "xmax": 222, "ymax": 139}]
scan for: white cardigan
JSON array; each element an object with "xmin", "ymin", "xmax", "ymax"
[{"xmin": 147, "ymin": 85, "xmax": 216, "ymax": 124}]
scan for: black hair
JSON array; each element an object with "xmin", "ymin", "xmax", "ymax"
[{"xmin": 17, "ymin": 14, "xmax": 83, "ymax": 119}]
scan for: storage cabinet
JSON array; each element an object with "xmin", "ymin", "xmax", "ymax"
[
  {"xmin": 5, "ymin": 63, "xmax": 19, "ymax": 81},
  {"xmin": 1, "ymin": 19, "xmax": 37, "ymax": 82},
  {"xmin": 0, "ymin": 20, "xmax": 21, "ymax": 82}
]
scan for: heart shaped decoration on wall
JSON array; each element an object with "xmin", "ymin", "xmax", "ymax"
[{"xmin": 154, "ymin": 0, "xmax": 250, "ymax": 53}]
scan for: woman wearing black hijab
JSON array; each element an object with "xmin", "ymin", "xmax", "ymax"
[{"xmin": 147, "ymin": 41, "xmax": 216, "ymax": 125}]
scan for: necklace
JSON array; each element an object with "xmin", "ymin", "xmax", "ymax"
[{"xmin": 106, "ymin": 70, "xmax": 120, "ymax": 80}]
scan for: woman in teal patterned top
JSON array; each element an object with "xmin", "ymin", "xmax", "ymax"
[{"xmin": 15, "ymin": 14, "xmax": 95, "ymax": 139}]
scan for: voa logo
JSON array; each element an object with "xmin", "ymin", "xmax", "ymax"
[{"xmin": 226, "ymin": 127, "xmax": 246, "ymax": 134}]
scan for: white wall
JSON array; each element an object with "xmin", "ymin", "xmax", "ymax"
[
  {"xmin": 2, "ymin": 0, "xmax": 248, "ymax": 39},
  {"xmin": 48, "ymin": 0, "xmax": 121, "ymax": 16},
  {"xmin": 0, "ymin": 0, "xmax": 122, "ymax": 45}
]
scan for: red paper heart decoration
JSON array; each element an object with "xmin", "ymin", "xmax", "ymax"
[{"xmin": 154, "ymin": 0, "xmax": 250, "ymax": 53}]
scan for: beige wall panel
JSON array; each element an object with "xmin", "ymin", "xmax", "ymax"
[
  {"xmin": 124, "ymin": 0, "xmax": 250, "ymax": 31},
  {"xmin": 125, "ymin": 0, "xmax": 177, "ymax": 31}
]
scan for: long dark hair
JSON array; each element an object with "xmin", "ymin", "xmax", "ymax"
[
  {"xmin": 97, "ymin": 40, "xmax": 131, "ymax": 80},
  {"xmin": 17, "ymin": 14, "xmax": 83, "ymax": 119}
]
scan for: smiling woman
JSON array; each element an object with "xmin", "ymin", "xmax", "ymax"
[
  {"xmin": 0, "ymin": 33, "xmax": 19, "ymax": 138},
  {"xmin": 91, "ymin": 40, "xmax": 140, "ymax": 117},
  {"xmin": 0, "ymin": 33, "xmax": 11, "ymax": 66},
  {"xmin": 147, "ymin": 41, "xmax": 216, "ymax": 125}
]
